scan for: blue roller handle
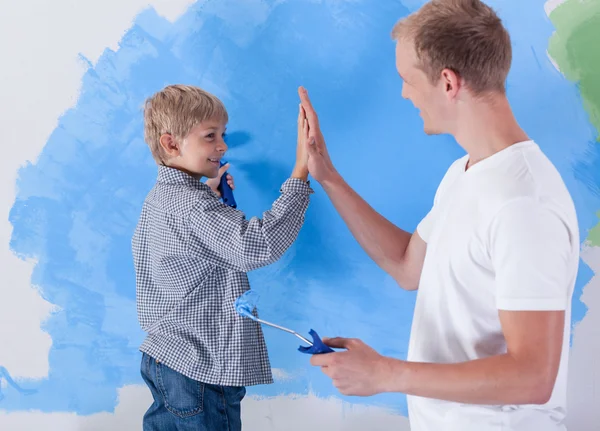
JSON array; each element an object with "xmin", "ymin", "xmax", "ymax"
[{"xmin": 218, "ymin": 161, "xmax": 237, "ymax": 208}]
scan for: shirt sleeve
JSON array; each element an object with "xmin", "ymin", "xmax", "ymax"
[
  {"xmin": 488, "ymin": 197, "xmax": 575, "ymax": 311},
  {"xmin": 187, "ymin": 178, "xmax": 313, "ymax": 272},
  {"xmin": 416, "ymin": 206, "xmax": 437, "ymax": 243},
  {"xmin": 417, "ymin": 181, "xmax": 444, "ymax": 243}
]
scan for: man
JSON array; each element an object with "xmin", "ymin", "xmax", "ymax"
[{"xmin": 298, "ymin": 0, "xmax": 579, "ymax": 430}]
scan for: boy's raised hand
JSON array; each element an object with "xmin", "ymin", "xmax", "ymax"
[{"xmin": 291, "ymin": 102, "xmax": 310, "ymax": 182}]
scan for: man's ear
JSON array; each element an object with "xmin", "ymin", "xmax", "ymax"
[{"xmin": 441, "ymin": 68, "xmax": 461, "ymax": 100}]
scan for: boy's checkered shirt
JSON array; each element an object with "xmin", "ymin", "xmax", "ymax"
[{"xmin": 132, "ymin": 165, "xmax": 313, "ymax": 386}]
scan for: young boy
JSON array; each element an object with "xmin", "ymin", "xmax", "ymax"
[{"xmin": 132, "ymin": 84, "xmax": 312, "ymax": 430}]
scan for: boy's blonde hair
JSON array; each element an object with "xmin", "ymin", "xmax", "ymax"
[
  {"xmin": 143, "ymin": 84, "xmax": 228, "ymax": 164},
  {"xmin": 391, "ymin": 0, "xmax": 512, "ymax": 95}
]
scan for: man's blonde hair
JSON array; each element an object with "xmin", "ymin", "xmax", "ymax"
[
  {"xmin": 143, "ymin": 84, "xmax": 228, "ymax": 164},
  {"xmin": 391, "ymin": 0, "xmax": 512, "ymax": 95}
]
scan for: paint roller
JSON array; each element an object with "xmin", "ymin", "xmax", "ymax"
[
  {"xmin": 217, "ymin": 131, "xmax": 253, "ymax": 208},
  {"xmin": 218, "ymin": 160, "xmax": 237, "ymax": 208},
  {"xmin": 235, "ymin": 290, "xmax": 335, "ymax": 355}
]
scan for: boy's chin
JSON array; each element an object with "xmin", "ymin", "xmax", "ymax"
[{"xmin": 204, "ymin": 169, "xmax": 220, "ymax": 179}]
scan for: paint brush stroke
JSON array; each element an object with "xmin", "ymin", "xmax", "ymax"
[
  {"xmin": 4, "ymin": 0, "xmax": 600, "ymax": 418},
  {"xmin": 548, "ymin": 0, "xmax": 600, "ymax": 136},
  {"xmin": 548, "ymin": 0, "xmax": 600, "ymax": 247},
  {"xmin": 0, "ymin": 368, "xmax": 37, "ymax": 401}
]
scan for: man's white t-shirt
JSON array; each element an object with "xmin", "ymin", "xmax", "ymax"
[{"xmin": 408, "ymin": 141, "xmax": 579, "ymax": 431}]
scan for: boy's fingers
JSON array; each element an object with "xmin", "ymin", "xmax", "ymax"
[{"xmin": 218, "ymin": 163, "xmax": 230, "ymax": 178}]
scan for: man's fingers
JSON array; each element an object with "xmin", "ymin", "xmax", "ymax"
[
  {"xmin": 322, "ymin": 337, "xmax": 352, "ymax": 349},
  {"xmin": 306, "ymin": 137, "xmax": 319, "ymax": 156},
  {"xmin": 298, "ymin": 86, "xmax": 320, "ymax": 128},
  {"xmin": 310, "ymin": 353, "xmax": 333, "ymax": 367}
]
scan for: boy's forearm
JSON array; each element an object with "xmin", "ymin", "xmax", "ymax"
[
  {"xmin": 320, "ymin": 173, "xmax": 413, "ymax": 277},
  {"xmin": 191, "ymin": 178, "xmax": 312, "ymax": 272},
  {"xmin": 291, "ymin": 164, "xmax": 309, "ymax": 182}
]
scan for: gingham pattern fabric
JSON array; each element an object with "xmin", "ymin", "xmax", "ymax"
[{"xmin": 132, "ymin": 165, "xmax": 312, "ymax": 386}]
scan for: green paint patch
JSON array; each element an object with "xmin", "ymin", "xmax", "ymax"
[
  {"xmin": 549, "ymin": 0, "xmax": 600, "ymax": 246},
  {"xmin": 588, "ymin": 213, "xmax": 600, "ymax": 247},
  {"xmin": 548, "ymin": 0, "xmax": 600, "ymax": 136}
]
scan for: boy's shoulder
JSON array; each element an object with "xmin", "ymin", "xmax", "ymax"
[{"xmin": 144, "ymin": 166, "xmax": 221, "ymax": 218}]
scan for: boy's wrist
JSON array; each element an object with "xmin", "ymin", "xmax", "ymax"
[{"xmin": 291, "ymin": 164, "xmax": 309, "ymax": 182}]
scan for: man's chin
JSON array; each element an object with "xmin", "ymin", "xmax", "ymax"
[{"xmin": 422, "ymin": 124, "xmax": 442, "ymax": 136}]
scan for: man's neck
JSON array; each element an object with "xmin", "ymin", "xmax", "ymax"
[{"xmin": 453, "ymin": 93, "xmax": 530, "ymax": 169}]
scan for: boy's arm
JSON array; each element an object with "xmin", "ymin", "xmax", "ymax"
[
  {"xmin": 188, "ymin": 102, "xmax": 312, "ymax": 272},
  {"xmin": 187, "ymin": 177, "xmax": 312, "ymax": 273}
]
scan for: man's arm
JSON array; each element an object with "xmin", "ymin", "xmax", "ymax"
[
  {"xmin": 383, "ymin": 309, "xmax": 564, "ymax": 404},
  {"xmin": 298, "ymin": 87, "xmax": 426, "ymax": 290},
  {"xmin": 313, "ymin": 309, "xmax": 563, "ymax": 404},
  {"xmin": 320, "ymin": 173, "xmax": 426, "ymax": 290},
  {"xmin": 312, "ymin": 198, "xmax": 573, "ymax": 404}
]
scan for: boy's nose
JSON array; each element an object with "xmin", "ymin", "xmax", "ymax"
[{"xmin": 218, "ymin": 139, "xmax": 228, "ymax": 152}]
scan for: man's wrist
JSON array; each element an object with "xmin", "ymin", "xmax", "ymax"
[
  {"xmin": 377, "ymin": 356, "xmax": 409, "ymax": 394},
  {"xmin": 320, "ymin": 170, "xmax": 343, "ymax": 191}
]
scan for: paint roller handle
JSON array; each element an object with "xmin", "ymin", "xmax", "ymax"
[{"xmin": 218, "ymin": 161, "xmax": 237, "ymax": 208}]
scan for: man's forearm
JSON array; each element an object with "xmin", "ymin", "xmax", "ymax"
[
  {"xmin": 382, "ymin": 354, "xmax": 556, "ymax": 405},
  {"xmin": 321, "ymin": 173, "xmax": 413, "ymax": 286}
]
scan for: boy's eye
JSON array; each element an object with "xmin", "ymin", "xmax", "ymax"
[
  {"xmin": 206, "ymin": 133, "xmax": 215, "ymax": 139},
  {"xmin": 222, "ymin": 132, "xmax": 227, "ymax": 138}
]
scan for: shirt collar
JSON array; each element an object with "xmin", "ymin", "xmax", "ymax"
[{"xmin": 157, "ymin": 165, "xmax": 217, "ymax": 196}]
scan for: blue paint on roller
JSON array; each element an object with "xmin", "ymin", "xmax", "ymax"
[{"xmin": 234, "ymin": 290, "xmax": 260, "ymax": 321}]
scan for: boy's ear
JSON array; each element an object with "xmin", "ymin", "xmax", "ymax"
[{"xmin": 159, "ymin": 133, "xmax": 180, "ymax": 158}]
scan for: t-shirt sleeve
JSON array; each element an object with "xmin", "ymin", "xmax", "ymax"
[
  {"xmin": 416, "ymin": 205, "xmax": 437, "ymax": 243},
  {"xmin": 489, "ymin": 198, "xmax": 575, "ymax": 311}
]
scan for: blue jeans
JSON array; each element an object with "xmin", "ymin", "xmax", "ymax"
[{"xmin": 140, "ymin": 353, "xmax": 246, "ymax": 430}]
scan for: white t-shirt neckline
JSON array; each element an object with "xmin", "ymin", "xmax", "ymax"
[{"xmin": 462, "ymin": 140, "xmax": 536, "ymax": 174}]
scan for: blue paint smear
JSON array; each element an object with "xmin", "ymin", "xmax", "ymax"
[
  {"xmin": 235, "ymin": 290, "xmax": 260, "ymax": 321},
  {"xmin": 4, "ymin": 0, "xmax": 600, "ymax": 417},
  {"xmin": 0, "ymin": 367, "xmax": 37, "ymax": 401}
]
